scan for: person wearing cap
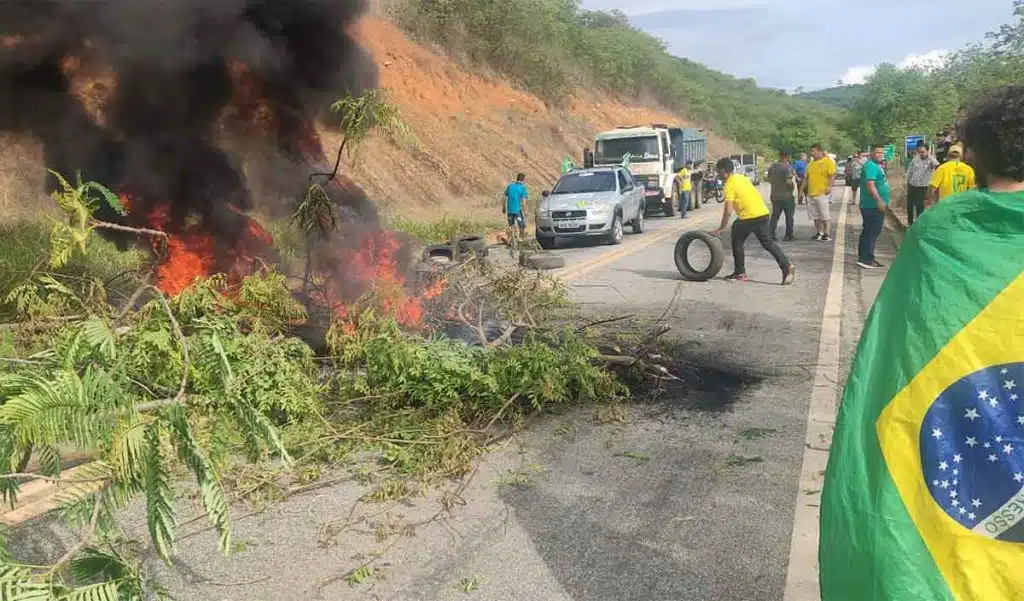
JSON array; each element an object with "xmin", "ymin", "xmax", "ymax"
[
  {"xmin": 905, "ymin": 141, "xmax": 939, "ymax": 224},
  {"xmin": 927, "ymin": 143, "xmax": 976, "ymax": 207}
]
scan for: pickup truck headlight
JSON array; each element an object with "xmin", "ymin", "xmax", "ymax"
[{"xmin": 537, "ymin": 207, "xmax": 550, "ymax": 217}]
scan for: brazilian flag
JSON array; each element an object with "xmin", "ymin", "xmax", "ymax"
[{"xmin": 820, "ymin": 190, "xmax": 1024, "ymax": 600}]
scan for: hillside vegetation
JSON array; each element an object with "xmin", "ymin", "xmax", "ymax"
[
  {"xmin": 796, "ymin": 85, "xmax": 865, "ymax": 110},
  {"xmin": 390, "ymin": 0, "xmax": 853, "ymax": 156}
]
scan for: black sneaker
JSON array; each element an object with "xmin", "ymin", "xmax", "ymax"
[
  {"xmin": 812, "ymin": 233, "xmax": 823, "ymax": 241},
  {"xmin": 783, "ymin": 235, "xmax": 796, "ymax": 241},
  {"xmin": 870, "ymin": 260, "xmax": 886, "ymax": 268},
  {"xmin": 821, "ymin": 234, "xmax": 832, "ymax": 242},
  {"xmin": 856, "ymin": 260, "xmax": 877, "ymax": 269}
]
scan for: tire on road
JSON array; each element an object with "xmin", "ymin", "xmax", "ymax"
[
  {"xmin": 520, "ymin": 252, "xmax": 566, "ymax": 270},
  {"xmin": 674, "ymin": 230, "xmax": 725, "ymax": 282},
  {"xmin": 536, "ymin": 235, "xmax": 556, "ymax": 250},
  {"xmin": 631, "ymin": 206, "xmax": 645, "ymax": 234},
  {"xmin": 662, "ymin": 196, "xmax": 676, "ymax": 217}
]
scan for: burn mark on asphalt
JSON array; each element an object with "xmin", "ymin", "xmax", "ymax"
[{"xmin": 631, "ymin": 341, "xmax": 764, "ymax": 412}]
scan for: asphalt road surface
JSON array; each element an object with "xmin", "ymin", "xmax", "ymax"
[{"xmin": 14, "ymin": 186, "xmax": 897, "ymax": 601}]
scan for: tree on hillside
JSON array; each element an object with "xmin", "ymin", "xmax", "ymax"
[{"xmin": 772, "ymin": 116, "xmax": 819, "ymax": 155}]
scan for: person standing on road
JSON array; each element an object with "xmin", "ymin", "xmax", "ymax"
[
  {"xmin": 803, "ymin": 144, "xmax": 837, "ymax": 241},
  {"xmin": 676, "ymin": 161, "xmax": 693, "ymax": 219},
  {"xmin": 503, "ymin": 172, "xmax": 528, "ymax": 240},
  {"xmin": 710, "ymin": 158, "xmax": 796, "ymax": 285},
  {"xmin": 792, "ymin": 152, "xmax": 809, "ymax": 204},
  {"xmin": 905, "ymin": 141, "xmax": 938, "ymax": 225},
  {"xmin": 927, "ymin": 143, "xmax": 976, "ymax": 206},
  {"xmin": 847, "ymin": 151, "xmax": 866, "ymax": 205},
  {"xmin": 856, "ymin": 144, "xmax": 890, "ymax": 269},
  {"xmin": 767, "ymin": 151, "xmax": 797, "ymax": 241}
]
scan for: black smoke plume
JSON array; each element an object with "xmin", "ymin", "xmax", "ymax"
[{"xmin": 0, "ymin": 0, "xmax": 378, "ymax": 254}]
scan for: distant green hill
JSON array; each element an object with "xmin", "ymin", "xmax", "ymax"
[{"xmin": 796, "ymin": 85, "xmax": 865, "ymax": 110}]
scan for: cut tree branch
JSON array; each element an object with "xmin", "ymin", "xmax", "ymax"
[{"xmin": 91, "ymin": 219, "xmax": 168, "ymax": 240}]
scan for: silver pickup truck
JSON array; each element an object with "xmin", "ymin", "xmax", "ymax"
[{"xmin": 534, "ymin": 167, "xmax": 646, "ymax": 250}]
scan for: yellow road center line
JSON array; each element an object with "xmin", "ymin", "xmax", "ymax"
[{"xmin": 558, "ymin": 211, "xmax": 720, "ymax": 283}]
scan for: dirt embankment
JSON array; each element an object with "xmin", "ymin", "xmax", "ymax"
[{"xmin": 0, "ymin": 17, "xmax": 741, "ymax": 222}]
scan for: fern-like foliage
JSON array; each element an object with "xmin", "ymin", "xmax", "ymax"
[
  {"xmin": 0, "ymin": 270, "xmax": 321, "ymax": 595},
  {"xmin": 46, "ymin": 172, "xmax": 125, "ymax": 269}
]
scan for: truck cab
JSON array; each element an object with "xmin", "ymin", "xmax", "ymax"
[{"xmin": 594, "ymin": 125, "xmax": 707, "ymax": 216}]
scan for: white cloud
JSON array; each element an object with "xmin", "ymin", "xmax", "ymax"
[{"xmin": 839, "ymin": 49, "xmax": 949, "ymax": 85}]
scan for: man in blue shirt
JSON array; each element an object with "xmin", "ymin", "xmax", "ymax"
[
  {"xmin": 857, "ymin": 144, "xmax": 891, "ymax": 270},
  {"xmin": 504, "ymin": 172, "xmax": 528, "ymax": 238},
  {"xmin": 792, "ymin": 152, "xmax": 808, "ymax": 205}
]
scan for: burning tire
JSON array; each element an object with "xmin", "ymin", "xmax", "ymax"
[
  {"xmin": 423, "ymin": 244, "xmax": 456, "ymax": 265},
  {"xmin": 519, "ymin": 252, "xmax": 566, "ymax": 270},
  {"xmin": 674, "ymin": 231, "xmax": 725, "ymax": 281}
]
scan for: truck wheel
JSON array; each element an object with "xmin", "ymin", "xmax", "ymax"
[
  {"xmin": 606, "ymin": 214, "xmax": 624, "ymax": 245},
  {"xmin": 536, "ymin": 235, "xmax": 556, "ymax": 250},
  {"xmin": 674, "ymin": 231, "xmax": 725, "ymax": 281},
  {"xmin": 662, "ymin": 197, "xmax": 676, "ymax": 217}
]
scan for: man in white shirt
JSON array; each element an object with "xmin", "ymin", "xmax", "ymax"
[{"xmin": 905, "ymin": 141, "xmax": 939, "ymax": 225}]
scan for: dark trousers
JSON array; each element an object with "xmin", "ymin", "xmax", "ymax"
[
  {"xmin": 907, "ymin": 186, "xmax": 927, "ymax": 225},
  {"xmin": 732, "ymin": 216, "xmax": 790, "ymax": 275},
  {"xmin": 858, "ymin": 208, "xmax": 884, "ymax": 262},
  {"xmin": 769, "ymin": 198, "xmax": 795, "ymax": 239}
]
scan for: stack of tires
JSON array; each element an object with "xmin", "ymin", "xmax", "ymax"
[{"xmin": 421, "ymin": 234, "xmax": 489, "ymax": 265}]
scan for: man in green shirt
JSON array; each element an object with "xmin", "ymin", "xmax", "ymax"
[{"xmin": 857, "ymin": 144, "xmax": 891, "ymax": 269}]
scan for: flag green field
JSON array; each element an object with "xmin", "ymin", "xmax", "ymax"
[{"xmin": 820, "ymin": 189, "xmax": 1024, "ymax": 601}]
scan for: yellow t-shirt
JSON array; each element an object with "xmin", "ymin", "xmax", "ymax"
[
  {"xmin": 724, "ymin": 174, "xmax": 769, "ymax": 220},
  {"xmin": 676, "ymin": 168, "xmax": 692, "ymax": 191},
  {"xmin": 805, "ymin": 156, "xmax": 836, "ymax": 197},
  {"xmin": 929, "ymin": 160, "xmax": 976, "ymax": 200}
]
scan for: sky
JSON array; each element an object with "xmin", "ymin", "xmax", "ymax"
[{"xmin": 581, "ymin": 0, "xmax": 1013, "ymax": 91}]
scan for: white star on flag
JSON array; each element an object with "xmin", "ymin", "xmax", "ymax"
[
  {"xmin": 1006, "ymin": 380, "xmax": 1017, "ymax": 390},
  {"xmin": 951, "ymin": 499, "xmax": 960, "ymax": 507},
  {"xmin": 996, "ymin": 436, "xmax": 1004, "ymax": 443},
  {"xmin": 1005, "ymin": 444, "xmax": 1015, "ymax": 455},
  {"xmin": 984, "ymin": 441, "xmax": 992, "ymax": 448},
  {"xmin": 950, "ymin": 490, "xmax": 958, "ymax": 499},
  {"xmin": 959, "ymin": 507, "xmax": 967, "ymax": 515},
  {"xmin": 1012, "ymin": 393, "xmax": 1020, "ymax": 401},
  {"xmin": 979, "ymin": 390, "xmax": 990, "ymax": 400},
  {"xmin": 953, "ymin": 469, "xmax": 959, "ymax": 476},
  {"xmin": 939, "ymin": 461, "xmax": 948, "ymax": 471},
  {"xmin": 933, "ymin": 479, "xmax": 940, "ymax": 486},
  {"xmin": 989, "ymin": 398, "xmax": 1000, "ymax": 407},
  {"xmin": 965, "ymin": 408, "xmax": 980, "ymax": 421},
  {"xmin": 966, "ymin": 437, "xmax": 978, "ymax": 447},
  {"xmin": 941, "ymin": 480, "xmax": 950, "ymax": 489},
  {"xmin": 932, "ymin": 428, "xmax": 943, "ymax": 439},
  {"xmin": 988, "ymin": 454, "xmax": 999, "ymax": 463},
  {"xmin": 1003, "ymin": 368, "xmax": 1010, "ymax": 375},
  {"xmin": 954, "ymin": 454, "xmax": 963, "ymax": 463},
  {"xmin": 1015, "ymin": 473, "xmax": 1024, "ymax": 483},
  {"xmin": 969, "ymin": 512, "xmax": 977, "ymax": 520},
  {"xmin": 972, "ymin": 498, "xmax": 982, "ymax": 508},
  {"xmin": 1018, "ymin": 415, "xmax": 1024, "ymax": 425}
]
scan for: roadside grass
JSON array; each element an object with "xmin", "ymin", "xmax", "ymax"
[
  {"xmin": 0, "ymin": 218, "xmax": 146, "ymax": 320},
  {"xmin": 389, "ymin": 214, "xmax": 505, "ymax": 245}
]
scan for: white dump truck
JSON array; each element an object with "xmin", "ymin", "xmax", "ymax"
[{"xmin": 594, "ymin": 125, "xmax": 707, "ymax": 216}]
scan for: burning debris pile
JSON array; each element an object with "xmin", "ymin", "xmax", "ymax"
[{"xmin": 0, "ymin": 0, "xmax": 432, "ymax": 326}]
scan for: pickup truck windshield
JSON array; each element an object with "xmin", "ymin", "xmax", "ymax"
[
  {"xmin": 596, "ymin": 136, "xmax": 660, "ymax": 163},
  {"xmin": 552, "ymin": 171, "xmax": 617, "ymax": 194}
]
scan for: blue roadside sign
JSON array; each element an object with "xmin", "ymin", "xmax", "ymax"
[{"xmin": 905, "ymin": 134, "xmax": 926, "ymax": 155}]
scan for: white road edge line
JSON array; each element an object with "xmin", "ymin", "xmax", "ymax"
[{"xmin": 782, "ymin": 195, "xmax": 850, "ymax": 601}]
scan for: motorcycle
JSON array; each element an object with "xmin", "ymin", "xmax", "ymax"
[{"xmin": 702, "ymin": 176, "xmax": 725, "ymax": 203}]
